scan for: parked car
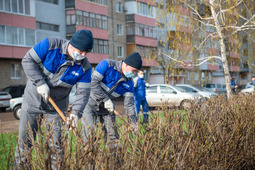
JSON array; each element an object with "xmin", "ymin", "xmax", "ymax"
[
  {"xmin": 0, "ymin": 91, "xmax": 12, "ymax": 111},
  {"xmin": 2, "ymin": 85, "xmax": 25, "ymax": 98},
  {"xmin": 176, "ymin": 84, "xmax": 218, "ymax": 98},
  {"xmin": 10, "ymin": 86, "xmax": 77, "ymax": 120},
  {"xmin": 145, "ymin": 84, "xmax": 199, "ymax": 110},
  {"xmin": 205, "ymin": 83, "xmax": 226, "ymax": 94},
  {"xmin": 245, "ymin": 82, "xmax": 254, "ymax": 89},
  {"xmin": 240, "ymin": 87, "xmax": 254, "ymax": 93}
]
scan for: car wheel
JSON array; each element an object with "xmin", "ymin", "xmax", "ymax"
[
  {"xmin": 13, "ymin": 105, "xmax": 22, "ymax": 120},
  {"xmin": 180, "ymin": 100, "xmax": 191, "ymax": 110}
]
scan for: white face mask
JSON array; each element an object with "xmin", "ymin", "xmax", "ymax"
[
  {"xmin": 71, "ymin": 51, "xmax": 84, "ymax": 61},
  {"xmin": 124, "ymin": 71, "xmax": 134, "ymax": 78},
  {"xmin": 139, "ymin": 74, "xmax": 144, "ymax": 79}
]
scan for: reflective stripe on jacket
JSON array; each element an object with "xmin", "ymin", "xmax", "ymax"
[
  {"xmin": 22, "ymin": 37, "xmax": 91, "ymax": 115},
  {"xmin": 90, "ymin": 59, "xmax": 136, "ymax": 116}
]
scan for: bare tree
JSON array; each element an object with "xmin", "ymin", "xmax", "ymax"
[{"xmin": 156, "ymin": 0, "xmax": 255, "ymax": 99}]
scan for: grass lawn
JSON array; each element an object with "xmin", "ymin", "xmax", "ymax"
[{"xmin": 0, "ymin": 132, "xmax": 18, "ymax": 169}]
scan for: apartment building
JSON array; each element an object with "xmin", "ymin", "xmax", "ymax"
[
  {"xmin": 124, "ymin": 0, "xmax": 158, "ymax": 81},
  {"xmin": 0, "ymin": 0, "xmax": 36, "ymax": 89},
  {"xmin": 65, "ymin": 0, "xmax": 109, "ymax": 67}
]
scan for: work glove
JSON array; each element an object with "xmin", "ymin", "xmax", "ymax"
[
  {"xmin": 104, "ymin": 99, "xmax": 114, "ymax": 112},
  {"xmin": 37, "ymin": 84, "xmax": 50, "ymax": 102},
  {"xmin": 66, "ymin": 113, "xmax": 78, "ymax": 130}
]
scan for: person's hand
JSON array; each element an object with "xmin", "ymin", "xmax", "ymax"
[
  {"xmin": 104, "ymin": 99, "xmax": 114, "ymax": 112},
  {"xmin": 66, "ymin": 113, "xmax": 78, "ymax": 130},
  {"xmin": 37, "ymin": 84, "xmax": 50, "ymax": 102}
]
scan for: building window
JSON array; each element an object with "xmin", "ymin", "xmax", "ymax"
[
  {"xmin": 117, "ymin": 24, "xmax": 123, "ymax": 35},
  {"xmin": 126, "ymin": 23, "xmax": 135, "ymax": 35},
  {"xmin": 116, "ymin": 2, "xmax": 122, "ymax": 13},
  {"xmin": 187, "ymin": 71, "xmax": 190, "ymax": 81},
  {"xmin": 0, "ymin": 25, "xmax": 5, "ymax": 43},
  {"xmin": 137, "ymin": 2, "xmax": 153, "ymax": 17},
  {"xmin": 0, "ymin": 25, "xmax": 35, "ymax": 46},
  {"xmin": 11, "ymin": 64, "xmax": 22, "ymax": 79},
  {"xmin": 88, "ymin": 0, "xmax": 107, "ymax": 5},
  {"xmin": 91, "ymin": 39, "xmax": 109, "ymax": 54},
  {"xmin": 0, "ymin": 0, "xmax": 30, "ymax": 15},
  {"xmin": 90, "ymin": 13, "xmax": 96, "ymax": 28},
  {"xmin": 66, "ymin": 10, "xmax": 108, "ymax": 30},
  {"xmin": 208, "ymin": 72, "xmax": 212, "ymax": 81},
  {"xmin": 38, "ymin": 0, "xmax": 59, "ymax": 5},
  {"xmin": 76, "ymin": 10, "xmax": 83, "ymax": 25},
  {"xmin": 127, "ymin": 23, "xmax": 156, "ymax": 38},
  {"xmin": 36, "ymin": 22, "xmax": 60, "ymax": 32},
  {"xmin": 194, "ymin": 72, "xmax": 199, "ymax": 81},
  {"xmin": 102, "ymin": 16, "xmax": 108, "ymax": 30},
  {"xmin": 96, "ymin": 14, "xmax": 102, "ymax": 29},
  {"xmin": 117, "ymin": 46, "xmax": 123, "ymax": 58}
]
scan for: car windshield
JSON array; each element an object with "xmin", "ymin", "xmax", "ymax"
[{"xmin": 206, "ymin": 84, "xmax": 215, "ymax": 88}]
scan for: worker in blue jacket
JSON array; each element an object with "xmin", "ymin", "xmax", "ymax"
[
  {"xmin": 14, "ymin": 30, "xmax": 93, "ymax": 169},
  {"xmin": 82, "ymin": 52, "xmax": 142, "ymax": 149},
  {"xmin": 133, "ymin": 70, "xmax": 149, "ymax": 122}
]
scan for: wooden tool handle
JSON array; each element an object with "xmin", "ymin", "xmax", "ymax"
[{"xmin": 48, "ymin": 96, "xmax": 66, "ymax": 122}]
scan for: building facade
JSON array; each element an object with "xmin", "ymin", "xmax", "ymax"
[{"xmin": 0, "ymin": 0, "xmax": 254, "ymax": 90}]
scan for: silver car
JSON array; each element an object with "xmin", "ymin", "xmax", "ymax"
[
  {"xmin": 146, "ymin": 84, "xmax": 198, "ymax": 109},
  {"xmin": 205, "ymin": 83, "xmax": 226, "ymax": 94},
  {"xmin": 176, "ymin": 84, "xmax": 218, "ymax": 98},
  {"xmin": 10, "ymin": 86, "xmax": 77, "ymax": 120},
  {"xmin": 0, "ymin": 91, "xmax": 12, "ymax": 111}
]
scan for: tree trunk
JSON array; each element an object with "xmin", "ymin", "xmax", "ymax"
[{"xmin": 210, "ymin": 0, "xmax": 232, "ymax": 99}]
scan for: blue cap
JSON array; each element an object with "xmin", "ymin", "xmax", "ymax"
[{"xmin": 70, "ymin": 30, "xmax": 93, "ymax": 52}]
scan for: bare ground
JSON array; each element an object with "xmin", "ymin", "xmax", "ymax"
[{"xmin": 0, "ymin": 110, "xmax": 20, "ymax": 133}]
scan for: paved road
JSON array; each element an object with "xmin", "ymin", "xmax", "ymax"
[
  {"xmin": 0, "ymin": 109, "xmax": 19, "ymax": 133},
  {"xmin": 0, "ymin": 100, "xmax": 155, "ymax": 133},
  {"xmin": 0, "ymin": 100, "xmax": 127, "ymax": 133}
]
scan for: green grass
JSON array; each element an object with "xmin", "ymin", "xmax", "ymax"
[{"xmin": 0, "ymin": 132, "xmax": 18, "ymax": 169}]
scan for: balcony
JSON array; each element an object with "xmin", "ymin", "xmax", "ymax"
[
  {"xmin": 126, "ymin": 14, "xmax": 135, "ymax": 22},
  {"xmin": 229, "ymin": 65, "xmax": 240, "ymax": 72},
  {"xmin": 66, "ymin": 0, "xmax": 75, "ymax": 8},
  {"xmin": 126, "ymin": 35, "xmax": 135, "ymax": 43},
  {"xmin": 66, "ymin": 25, "xmax": 76, "ymax": 34}
]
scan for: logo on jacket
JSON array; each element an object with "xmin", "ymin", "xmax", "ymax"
[
  {"xmin": 72, "ymin": 71, "xmax": 79, "ymax": 77},
  {"xmin": 123, "ymin": 83, "xmax": 130, "ymax": 89}
]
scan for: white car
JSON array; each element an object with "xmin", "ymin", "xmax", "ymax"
[
  {"xmin": 240, "ymin": 87, "xmax": 254, "ymax": 93},
  {"xmin": 146, "ymin": 84, "xmax": 199, "ymax": 109},
  {"xmin": 0, "ymin": 91, "xmax": 12, "ymax": 111},
  {"xmin": 10, "ymin": 86, "xmax": 76, "ymax": 120},
  {"xmin": 176, "ymin": 84, "xmax": 218, "ymax": 98},
  {"xmin": 245, "ymin": 82, "xmax": 253, "ymax": 89}
]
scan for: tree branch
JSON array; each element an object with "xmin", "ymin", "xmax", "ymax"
[
  {"xmin": 180, "ymin": 0, "xmax": 214, "ymax": 20},
  {"xmin": 220, "ymin": 0, "xmax": 243, "ymax": 14},
  {"xmin": 159, "ymin": 50, "xmax": 186, "ymax": 66}
]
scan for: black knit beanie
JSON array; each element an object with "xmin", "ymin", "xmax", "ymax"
[
  {"xmin": 70, "ymin": 30, "xmax": 93, "ymax": 52},
  {"xmin": 124, "ymin": 52, "xmax": 142, "ymax": 70}
]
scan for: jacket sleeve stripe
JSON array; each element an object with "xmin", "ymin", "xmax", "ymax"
[
  {"xmin": 29, "ymin": 48, "xmax": 42, "ymax": 63},
  {"xmin": 100, "ymin": 82, "xmax": 110, "ymax": 92},
  {"xmin": 57, "ymin": 80, "xmax": 73, "ymax": 88},
  {"xmin": 93, "ymin": 70, "xmax": 104, "ymax": 80},
  {"xmin": 77, "ymin": 82, "xmax": 91, "ymax": 88}
]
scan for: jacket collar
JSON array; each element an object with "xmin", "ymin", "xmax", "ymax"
[
  {"xmin": 61, "ymin": 41, "xmax": 69, "ymax": 55},
  {"xmin": 114, "ymin": 60, "xmax": 123, "ymax": 74}
]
